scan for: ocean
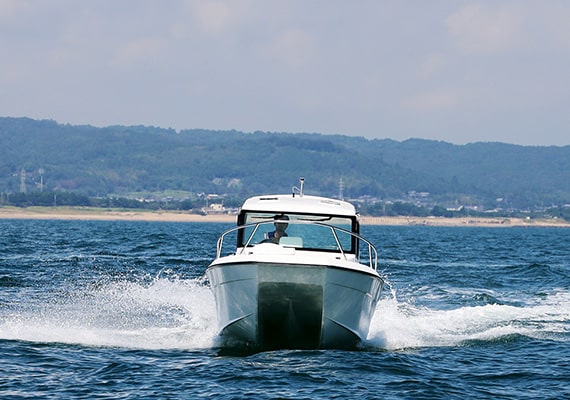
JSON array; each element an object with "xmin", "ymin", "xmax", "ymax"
[{"xmin": 0, "ymin": 219, "xmax": 568, "ymax": 399}]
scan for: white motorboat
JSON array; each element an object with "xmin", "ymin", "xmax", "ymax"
[{"xmin": 206, "ymin": 179, "xmax": 384, "ymax": 351}]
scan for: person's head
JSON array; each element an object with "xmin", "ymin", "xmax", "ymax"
[{"xmin": 273, "ymin": 214, "xmax": 289, "ymax": 232}]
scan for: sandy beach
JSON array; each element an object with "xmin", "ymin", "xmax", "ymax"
[
  {"xmin": 0, "ymin": 206, "xmax": 568, "ymax": 227},
  {"xmin": 358, "ymin": 216, "xmax": 570, "ymax": 227},
  {"xmin": 0, "ymin": 207, "xmax": 237, "ymax": 223}
]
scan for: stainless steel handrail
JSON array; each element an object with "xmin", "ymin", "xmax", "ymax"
[{"xmin": 215, "ymin": 220, "xmax": 378, "ymax": 270}]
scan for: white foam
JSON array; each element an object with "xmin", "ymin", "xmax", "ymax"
[
  {"xmin": 0, "ymin": 277, "xmax": 219, "ymax": 349},
  {"xmin": 366, "ymin": 290, "xmax": 570, "ymax": 350}
]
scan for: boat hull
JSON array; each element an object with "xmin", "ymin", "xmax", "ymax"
[{"xmin": 206, "ymin": 262, "xmax": 383, "ymax": 350}]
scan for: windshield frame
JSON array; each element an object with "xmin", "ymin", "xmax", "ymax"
[{"xmin": 236, "ymin": 211, "xmax": 360, "ymax": 254}]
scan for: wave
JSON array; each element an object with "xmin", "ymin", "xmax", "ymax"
[
  {"xmin": 0, "ymin": 275, "xmax": 24, "ymax": 288},
  {"xmin": 0, "ymin": 276, "xmax": 219, "ymax": 350},
  {"xmin": 367, "ymin": 290, "xmax": 570, "ymax": 350}
]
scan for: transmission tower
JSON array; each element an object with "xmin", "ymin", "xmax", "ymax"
[
  {"xmin": 39, "ymin": 168, "xmax": 45, "ymax": 192},
  {"xmin": 20, "ymin": 169, "xmax": 27, "ymax": 193}
]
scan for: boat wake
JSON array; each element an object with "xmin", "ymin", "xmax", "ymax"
[
  {"xmin": 0, "ymin": 275, "xmax": 218, "ymax": 350},
  {"xmin": 1, "ymin": 276, "xmax": 568, "ymax": 351},
  {"xmin": 366, "ymin": 287, "xmax": 570, "ymax": 350}
]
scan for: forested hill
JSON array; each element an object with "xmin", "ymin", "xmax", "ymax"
[{"xmin": 1, "ymin": 117, "xmax": 569, "ymax": 209}]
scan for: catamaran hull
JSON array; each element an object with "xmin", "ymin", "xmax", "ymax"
[{"xmin": 207, "ymin": 262, "xmax": 383, "ymax": 350}]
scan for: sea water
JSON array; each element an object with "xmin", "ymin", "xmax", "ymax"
[{"xmin": 0, "ymin": 219, "xmax": 568, "ymax": 399}]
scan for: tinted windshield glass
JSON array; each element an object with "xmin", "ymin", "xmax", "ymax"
[{"xmin": 240, "ymin": 212, "xmax": 355, "ymax": 252}]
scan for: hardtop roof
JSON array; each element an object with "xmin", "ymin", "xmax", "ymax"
[{"xmin": 240, "ymin": 194, "xmax": 357, "ymax": 217}]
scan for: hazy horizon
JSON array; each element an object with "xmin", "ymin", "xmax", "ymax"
[{"xmin": 1, "ymin": 1, "xmax": 569, "ymax": 146}]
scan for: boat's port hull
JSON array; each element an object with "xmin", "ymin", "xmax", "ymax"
[{"xmin": 207, "ymin": 262, "xmax": 383, "ymax": 350}]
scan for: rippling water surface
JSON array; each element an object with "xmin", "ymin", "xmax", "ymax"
[{"xmin": 1, "ymin": 219, "xmax": 568, "ymax": 399}]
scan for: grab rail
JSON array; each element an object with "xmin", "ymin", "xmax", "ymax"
[{"xmin": 215, "ymin": 220, "xmax": 378, "ymax": 271}]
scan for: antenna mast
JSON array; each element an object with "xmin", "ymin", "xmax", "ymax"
[{"xmin": 292, "ymin": 177, "xmax": 305, "ymax": 197}]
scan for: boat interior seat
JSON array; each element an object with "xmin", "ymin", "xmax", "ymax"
[{"xmin": 279, "ymin": 236, "xmax": 303, "ymax": 248}]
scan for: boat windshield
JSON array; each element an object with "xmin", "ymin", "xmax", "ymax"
[{"xmin": 239, "ymin": 212, "xmax": 356, "ymax": 253}]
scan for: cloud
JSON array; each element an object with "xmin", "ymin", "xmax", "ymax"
[
  {"xmin": 446, "ymin": 4, "xmax": 527, "ymax": 54},
  {"xmin": 418, "ymin": 54, "xmax": 446, "ymax": 78},
  {"xmin": 187, "ymin": 0, "xmax": 232, "ymax": 35},
  {"xmin": 527, "ymin": 3, "xmax": 570, "ymax": 49},
  {"xmin": 0, "ymin": 0, "xmax": 29, "ymax": 17},
  {"xmin": 112, "ymin": 37, "xmax": 168, "ymax": 67},
  {"xmin": 404, "ymin": 89, "xmax": 464, "ymax": 112},
  {"xmin": 269, "ymin": 28, "xmax": 316, "ymax": 69},
  {"xmin": 183, "ymin": 0, "xmax": 259, "ymax": 36}
]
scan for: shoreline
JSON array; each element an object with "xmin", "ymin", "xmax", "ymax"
[{"xmin": 0, "ymin": 206, "xmax": 568, "ymax": 227}]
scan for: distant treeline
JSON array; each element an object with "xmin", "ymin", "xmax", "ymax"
[
  {"xmin": 1, "ymin": 117, "xmax": 570, "ymax": 210},
  {"xmin": 1, "ymin": 191, "xmax": 194, "ymax": 211},
  {"xmin": 3, "ymin": 190, "xmax": 569, "ymax": 221},
  {"xmin": 358, "ymin": 200, "xmax": 570, "ymax": 221}
]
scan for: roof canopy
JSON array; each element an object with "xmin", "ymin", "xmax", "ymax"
[{"xmin": 241, "ymin": 194, "xmax": 356, "ymax": 217}]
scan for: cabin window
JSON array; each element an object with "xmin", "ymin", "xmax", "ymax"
[{"xmin": 239, "ymin": 212, "xmax": 355, "ymax": 253}]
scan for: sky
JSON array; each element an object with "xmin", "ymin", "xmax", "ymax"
[{"xmin": 1, "ymin": 0, "xmax": 569, "ymax": 146}]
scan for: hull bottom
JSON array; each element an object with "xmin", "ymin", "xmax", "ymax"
[{"xmin": 258, "ymin": 282, "xmax": 323, "ymax": 350}]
